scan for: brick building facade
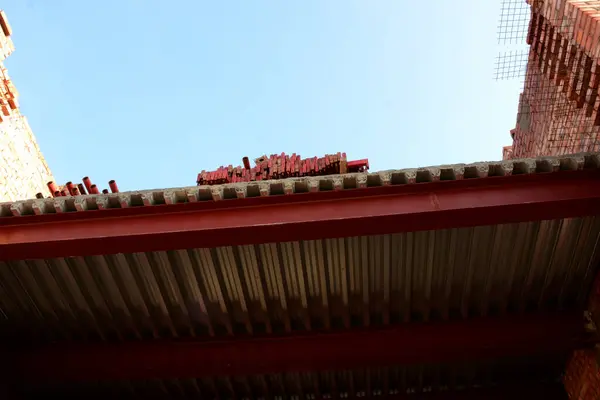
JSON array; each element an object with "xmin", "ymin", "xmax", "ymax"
[
  {"xmin": 505, "ymin": 0, "xmax": 600, "ymax": 159},
  {"xmin": 504, "ymin": 1, "xmax": 600, "ymax": 397},
  {"xmin": 0, "ymin": 11, "xmax": 53, "ymax": 202}
]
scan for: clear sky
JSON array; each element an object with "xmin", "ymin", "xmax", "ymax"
[{"xmin": 4, "ymin": 0, "xmax": 524, "ymax": 191}]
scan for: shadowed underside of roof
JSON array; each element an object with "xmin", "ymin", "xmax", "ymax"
[
  {"xmin": 0, "ymin": 217, "xmax": 598, "ymax": 342},
  {"xmin": 18, "ymin": 356, "xmax": 568, "ymax": 400}
]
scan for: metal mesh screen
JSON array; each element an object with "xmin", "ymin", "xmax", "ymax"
[{"xmin": 498, "ymin": 0, "xmax": 532, "ymax": 45}]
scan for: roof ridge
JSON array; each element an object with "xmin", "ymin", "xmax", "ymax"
[{"xmin": 1, "ymin": 152, "xmax": 599, "ymax": 218}]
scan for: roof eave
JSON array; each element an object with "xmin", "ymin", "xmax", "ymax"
[{"xmin": 1, "ymin": 156, "xmax": 599, "ymax": 260}]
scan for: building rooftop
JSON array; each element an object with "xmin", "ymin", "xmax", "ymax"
[{"xmin": 0, "ymin": 151, "xmax": 599, "ymax": 398}]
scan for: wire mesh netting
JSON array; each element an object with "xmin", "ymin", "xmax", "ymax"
[
  {"xmin": 498, "ymin": 0, "xmax": 532, "ymax": 45},
  {"xmin": 495, "ymin": 50, "xmax": 530, "ymax": 80}
]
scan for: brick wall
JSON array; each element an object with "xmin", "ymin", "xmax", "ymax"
[
  {"xmin": 507, "ymin": 0, "xmax": 600, "ymax": 158},
  {"xmin": 514, "ymin": 7, "xmax": 600, "ymax": 395},
  {"xmin": 0, "ymin": 11, "xmax": 53, "ymax": 202}
]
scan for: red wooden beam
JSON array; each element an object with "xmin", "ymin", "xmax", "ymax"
[
  {"xmin": 384, "ymin": 383, "xmax": 567, "ymax": 400},
  {"xmin": 16, "ymin": 382, "xmax": 569, "ymax": 400},
  {"xmin": 1, "ymin": 170, "xmax": 600, "ymax": 260},
  {"xmin": 12, "ymin": 312, "xmax": 588, "ymax": 382}
]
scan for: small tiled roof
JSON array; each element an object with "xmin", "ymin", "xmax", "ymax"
[{"xmin": 2, "ymin": 152, "xmax": 599, "ymax": 218}]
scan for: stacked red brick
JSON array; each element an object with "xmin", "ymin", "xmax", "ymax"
[
  {"xmin": 45, "ymin": 177, "xmax": 119, "ymax": 198},
  {"xmin": 0, "ymin": 11, "xmax": 12, "ymax": 61},
  {"xmin": 509, "ymin": 0, "xmax": 600, "ymax": 158},
  {"xmin": 0, "ymin": 67, "xmax": 18, "ymax": 122},
  {"xmin": 197, "ymin": 153, "xmax": 369, "ymax": 186},
  {"xmin": 0, "ymin": 11, "xmax": 15, "ymax": 122}
]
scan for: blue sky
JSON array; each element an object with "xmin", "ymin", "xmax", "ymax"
[{"xmin": 4, "ymin": 1, "xmax": 523, "ymax": 191}]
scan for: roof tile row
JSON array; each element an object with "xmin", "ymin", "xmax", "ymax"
[{"xmin": 1, "ymin": 152, "xmax": 599, "ymax": 218}]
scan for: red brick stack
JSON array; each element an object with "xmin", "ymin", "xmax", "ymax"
[
  {"xmin": 45, "ymin": 177, "xmax": 118, "ymax": 198},
  {"xmin": 0, "ymin": 67, "xmax": 18, "ymax": 122},
  {"xmin": 506, "ymin": 0, "xmax": 600, "ymax": 159},
  {"xmin": 196, "ymin": 153, "xmax": 369, "ymax": 186}
]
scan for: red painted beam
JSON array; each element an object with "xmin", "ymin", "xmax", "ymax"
[
  {"xmin": 1, "ymin": 170, "xmax": 600, "ymax": 260},
  {"xmin": 17, "ymin": 382, "xmax": 569, "ymax": 400},
  {"xmin": 12, "ymin": 312, "xmax": 587, "ymax": 382},
  {"xmin": 382, "ymin": 383, "xmax": 567, "ymax": 400}
]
